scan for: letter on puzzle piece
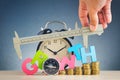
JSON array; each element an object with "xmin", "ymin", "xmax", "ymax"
[
  {"xmin": 58, "ymin": 55, "xmax": 75, "ymax": 70},
  {"xmin": 80, "ymin": 46, "xmax": 97, "ymax": 63},
  {"xmin": 68, "ymin": 44, "xmax": 82, "ymax": 60},
  {"xmin": 22, "ymin": 58, "xmax": 38, "ymax": 75},
  {"xmin": 31, "ymin": 50, "xmax": 48, "ymax": 69},
  {"xmin": 68, "ymin": 44, "xmax": 97, "ymax": 63}
]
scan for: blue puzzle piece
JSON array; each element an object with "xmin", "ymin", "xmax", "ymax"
[
  {"xmin": 68, "ymin": 44, "xmax": 82, "ymax": 60},
  {"xmin": 80, "ymin": 46, "xmax": 97, "ymax": 64}
]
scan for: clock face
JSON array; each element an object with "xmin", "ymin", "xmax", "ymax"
[
  {"xmin": 37, "ymin": 38, "xmax": 71, "ymax": 60},
  {"xmin": 43, "ymin": 58, "xmax": 59, "ymax": 75}
]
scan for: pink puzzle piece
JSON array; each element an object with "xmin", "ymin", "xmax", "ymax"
[
  {"xmin": 58, "ymin": 55, "xmax": 75, "ymax": 70},
  {"xmin": 22, "ymin": 58, "xmax": 38, "ymax": 75}
]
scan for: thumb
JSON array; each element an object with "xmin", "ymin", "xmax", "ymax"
[{"xmin": 89, "ymin": 10, "xmax": 98, "ymax": 31}]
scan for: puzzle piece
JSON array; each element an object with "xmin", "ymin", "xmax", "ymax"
[
  {"xmin": 22, "ymin": 58, "xmax": 38, "ymax": 75},
  {"xmin": 31, "ymin": 50, "xmax": 48, "ymax": 69},
  {"xmin": 68, "ymin": 44, "xmax": 97, "ymax": 64},
  {"xmin": 68, "ymin": 44, "xmax": 82, "ymax": 60},
  {"xmin": 80, "ymin": 46, "xmax": 97, "ymax": 63},
  {"xmin": 58, "ymin": 55, "xmax": 75, "ymax": 70}
]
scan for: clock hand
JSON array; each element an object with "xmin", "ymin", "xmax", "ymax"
[
  {"xmin": 46, "ymin": 48, "xmax": 57, "ymax": 55},
  {"xmin": 56, "ymin": 45, "xmax": 67, "ymax": 54},
  {"xmin": 47, "ymin": 48, "xmax": 55, "ymax": 54}
]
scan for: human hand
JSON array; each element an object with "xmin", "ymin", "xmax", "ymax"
[{"xmin": 79, "ymin": 0, "xmax": 112, "ymax": 31}]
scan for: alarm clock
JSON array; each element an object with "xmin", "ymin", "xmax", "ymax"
[
  {"xmin": 37, "ymin": 38, "xmax": 72, "ymax": 60},
  {"xmin": 37, "ymin": 21, "xmax": 73, "ymax": 60}
]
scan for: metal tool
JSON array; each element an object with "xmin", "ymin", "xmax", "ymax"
[{"xmin": 13, "ymin": 22, "xmax": 104, "ymax": 59}]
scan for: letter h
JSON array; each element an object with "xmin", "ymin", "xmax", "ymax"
[{"xmin": 80, "ymin": 46, "xmax": 97, "ymax": 64}]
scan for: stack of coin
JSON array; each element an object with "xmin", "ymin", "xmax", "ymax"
[
  {"xmin": 59, "ymin": 70, "xmax": 66, "ymax": 75},
  {"xmin": 82, "ymin": 63, "xmax": 91, "ymax": 75},
  {"xmin": 91, "ymin": 62, "xmax": 100, "ymax": 75},
  {"xmin": 74, "ymin": 66, "xmax": 83, "ymax": 75},
  {"xmin": 66, "ymin": 68, "xmax": 74, "ymax": 75}
]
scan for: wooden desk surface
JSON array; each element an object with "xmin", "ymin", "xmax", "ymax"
[{"xmin": 0, "ymin": 71, "xmax": 119, "ymax": 80}]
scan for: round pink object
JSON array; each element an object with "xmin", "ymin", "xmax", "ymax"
[{"xmin": 22, "ymin": 58, "xmax": 38, "ymax": 75}]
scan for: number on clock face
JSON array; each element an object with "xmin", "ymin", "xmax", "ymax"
[{"xmin": 38, "ymin": 38, "xmax": 71, "ymax": 60}]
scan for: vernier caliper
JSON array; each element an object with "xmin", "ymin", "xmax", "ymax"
[{"xmin": 13, "ymin": 22, "xmax": 104, "ymax": 59}]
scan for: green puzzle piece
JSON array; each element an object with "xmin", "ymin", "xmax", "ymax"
[{"xmin": 31, "ymin": 50, "xmax": 48, "ymax": 69}]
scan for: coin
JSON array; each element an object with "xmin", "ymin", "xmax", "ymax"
[
  {"xmin": 92, "ymin": 70, "xmax": 100, "ymax": 75},
  {"xmin": 74, "ymin": 66, "xmax": 82, "ymax": 75},
  {"xmin": 91, "ymin": 62, "xmax": 99, "ymax": 65},
  {"xmin": 82, "ymin": 63, "xmax": 91, "ymax": 75},
  {"xmin": 66, "ymin": 68, "xmax": 74, "ymax": 75},
  {"xmin": 59, "ymin": 70, "xmax": 66, "ymax": 75},
  {"xmin": 83, "ymin": 63, "xmax": 91, "ymax": 69},
  {"xmin": 83, "ymin": 69, "xmax": 91, "ymax": 75},
  {"xmin": 91, "ymin": 62, "xmax": 99, "ymax": 68},
  {"xmin": 91, "ymin": 62, "xmax": 100, "ymax": 75}
]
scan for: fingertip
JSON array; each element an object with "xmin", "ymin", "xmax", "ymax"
[
  {"xmin": 102, "ymin": 23, "xmax": 107, "ymax": 29},
  {"xmin": 107, "ymin": 18, "xmax": 112, "ymax": 24},
  {"xmin": 106, "ymin": 14, "xmax": 112, "ymax": 24},
  {"xmin": 90, "ymin": 25, "xmax": 97, "ymax": 32},
  {"xmin": 82, "ymin": 23, "xmax": 89, "ymax": 27}
]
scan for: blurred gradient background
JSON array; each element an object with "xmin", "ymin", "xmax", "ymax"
[{"xmin": 0, "ymin": 0, "xmax": 120, "ymax": 70}]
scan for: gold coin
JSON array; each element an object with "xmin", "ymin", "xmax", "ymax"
[
  {"xmin": 66, "ymin": 68, "xmax": 74, "ymax": 75},
  {"xmin": 91, "ymin": 70, "xmax": 100, "ymax": 75},
  {"xmin": 91, "ymin": 62, "xmax": 100, "ymax": 75},
  {"xmin": 74, "ymin": 67, "xmax": 83, "ymax": 75},
  {"xmin": 92, "ymin": 67, "xmax": 100, "ymax": 70},
  {"xmin": 59, "ymin": 70, "xmax": 66, "ymax": 75},
  {"xmin": 83, "ymin": 70, "xmax": 91, "ymax": 75},
  {"xmin": 91, "ymin": 62, "xmax": 99, "ymax": 66},
  {"xmin": 91, "ymin": 62, "xmax": 100, "ymax": 70},
  {"xmin": 82, "ymin": 63, "xmax": 91, "ymax": 69}
]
